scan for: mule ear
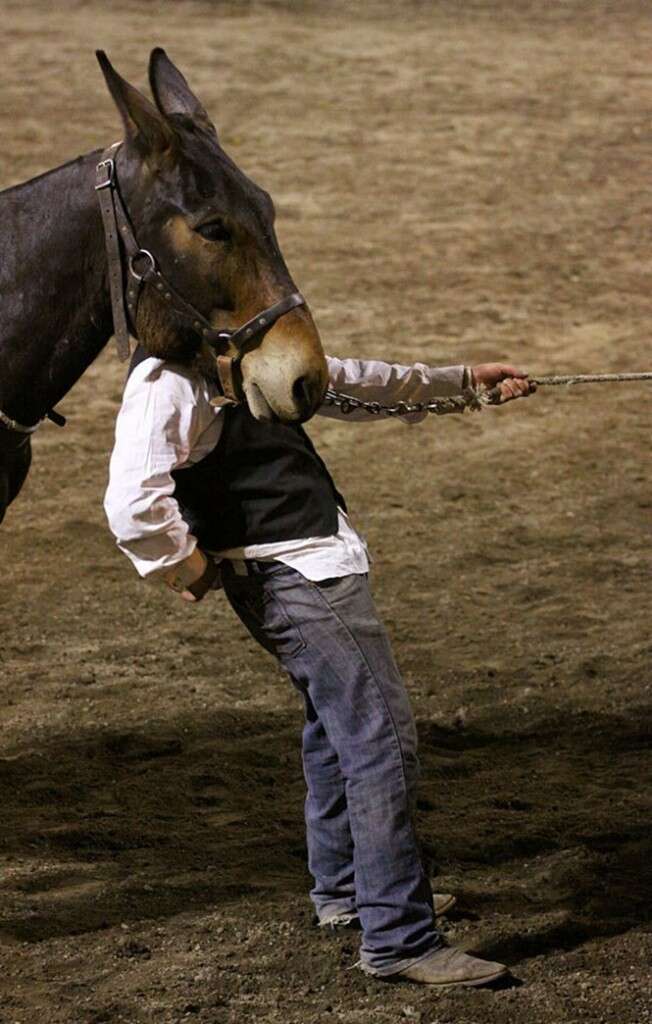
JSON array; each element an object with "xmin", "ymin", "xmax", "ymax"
[
  {"xmin": 96, "ymin": 50, "xmax": 176, "ymax": 158},
  {"xmin": 149, "ymin": 48, "xmax": 216, "ymax": 135}
]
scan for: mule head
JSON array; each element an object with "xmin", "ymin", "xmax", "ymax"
[{"xmin": 97, "ymin": 48, "xmax": 327, "ymax": 423}]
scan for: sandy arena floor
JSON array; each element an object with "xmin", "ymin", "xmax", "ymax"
[{"xmin": 1, "ymin": 2, "xmax": 651, "ymax": 1022}]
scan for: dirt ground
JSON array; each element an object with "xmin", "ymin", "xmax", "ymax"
[{"xmin": 1, "ymin": 1, "xmax": 651, "ymax": 1021}]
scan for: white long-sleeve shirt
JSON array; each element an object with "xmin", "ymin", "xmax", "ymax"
[{"xmin": 104, "ymin": 355, "xmax": 465, "ymax": 582}]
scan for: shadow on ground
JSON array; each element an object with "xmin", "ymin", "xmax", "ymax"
[{"xmin": 2, "ymin": 704, "xmax": 650, "ymax": 967}]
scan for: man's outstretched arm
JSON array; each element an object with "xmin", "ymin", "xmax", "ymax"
[{"xmin": 318, "ymin": 356, "xmax": 534, "ymax": 422}]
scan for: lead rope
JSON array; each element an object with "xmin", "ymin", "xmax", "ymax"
[
  {"xmin": 323, "ymin": 371, "xmax": 652, "ymax": 418},
  {"xmin": 530, "ymin": 371, "xmax": 652, "ymax": 387}
]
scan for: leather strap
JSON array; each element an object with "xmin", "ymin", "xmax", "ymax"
[
  {"xmin": 95, "ymin": 146, "xmax": 132, "ymax": 361},
  {"xmin": 215, "ymin": 355, "xmax": 239, "ymax": 404},
  {"xmin": 0, "ymin": 404, "xmax": 65, "ymax": 435},
  {"xmin": 95, "ymin": 146, "xmax": 307, "ymax": 390},
  {"xmin": 217, "ymin": 292, "xmax": 305, "ymax": 350},
  {"xmin": 0, "ymin": 407, "xmax": 40, "ymax": 434}
]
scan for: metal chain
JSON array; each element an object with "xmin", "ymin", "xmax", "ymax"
[{"xmin": 323, "ymin": 386, "xmax": 487, "ymax": 417}]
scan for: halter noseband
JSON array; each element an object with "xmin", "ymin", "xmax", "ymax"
[{"xmin": 95, "ymin": 143, "xmax": 306, "ymax": 402}]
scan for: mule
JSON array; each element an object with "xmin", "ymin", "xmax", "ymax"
[{"xmin": 0, "ymin": 48, "xmax": 328, "ymax": 525}]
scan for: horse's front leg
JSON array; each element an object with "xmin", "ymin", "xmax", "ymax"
[{"xmin": 0, "ymin": 433, "xmax": 32, "ymax": 524}]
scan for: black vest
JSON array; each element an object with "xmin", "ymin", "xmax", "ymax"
[{"xmin": 129, "ymin": 347, "xmax": 344, "ymax": 551}]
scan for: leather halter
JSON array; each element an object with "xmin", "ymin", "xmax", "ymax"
[
  {"xmin": 0, "ymin": 394, "xmax": 66, "ymax": 437},
  {"xmin": 0, "ymin": 408, "xmax": 40, "ymax": 435},
  {"xmin": 95, "ymin": 144, "xmax": 306, "ymax": 402}
]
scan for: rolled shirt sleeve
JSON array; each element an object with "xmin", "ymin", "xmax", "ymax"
[
  {"xmin": 319, "ymin": 356, "xmax": 466, "ymax": 423},
  {"xmin": 104, "ymin": 358, "xmax": 221, "ymax": 579}
]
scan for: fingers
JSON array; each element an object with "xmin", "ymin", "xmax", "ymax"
[
  {"xmin": 499, "ymin": 379, "xmax": 521, "ymax": 401},
  {"xmin": 472, "ymin": 362, "xmax": 530, "ymax": 388},
  {"xmin": 498, "ymin": 377, "xmax": 536, "ymax": 402}
]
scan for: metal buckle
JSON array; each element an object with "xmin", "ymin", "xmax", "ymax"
[
  {"xmin": 129, "ymin": 249, "xmax": 156, "ymax": 281},
  {"xmin": 213, "ymin": 329, "xmax": 233, "ymax": 345},
  {"xmin": 95, "ymin": 158, "xmax": 115, "ymax": 191}
]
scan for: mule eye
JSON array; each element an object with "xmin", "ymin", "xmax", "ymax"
[{"xmin": 197, "ymin": 219, "xmax": 231, "ymax": 243}]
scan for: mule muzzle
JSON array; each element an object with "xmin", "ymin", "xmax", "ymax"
[{"xmin": 208, "ymin": 295, "xmax": 327, "ymax": 423}]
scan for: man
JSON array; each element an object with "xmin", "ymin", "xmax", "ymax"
[{"xmin": 105, "ymin": 350, "xmax": 533, "ymax": 986}]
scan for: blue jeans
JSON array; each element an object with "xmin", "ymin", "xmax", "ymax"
[{"xmin": 221, "ymin": 560, "xmax": 442, "ymax": 975}]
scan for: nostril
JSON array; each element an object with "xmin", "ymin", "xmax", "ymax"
[{"xmin": 292, "ymin": 375, "xmax": 313, "ymax": 414}]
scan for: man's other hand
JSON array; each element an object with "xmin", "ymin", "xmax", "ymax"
[
  {"xmin": 164, "ymin": 548, "xmax": 222, "ymax": 603},
  {"xmin": 471, "ymin": 363, "xmax": 536, "ymax": 403}
]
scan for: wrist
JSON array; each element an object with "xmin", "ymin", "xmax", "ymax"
[
  {"xmin": 164, "ymin": 547, "xmax": 207, "ymax": 593},
  {"xmin": 185, "ymin": 555, "xmax": 221, "ymax": 602}
]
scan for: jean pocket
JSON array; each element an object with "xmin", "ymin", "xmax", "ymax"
[
  {"xmin": 227, "ymin": 581, "xmax": 306, "ymax": 661},
  {"xmin": 311, "ymin": 572, "xmax": 369, "ymax": 606}
]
